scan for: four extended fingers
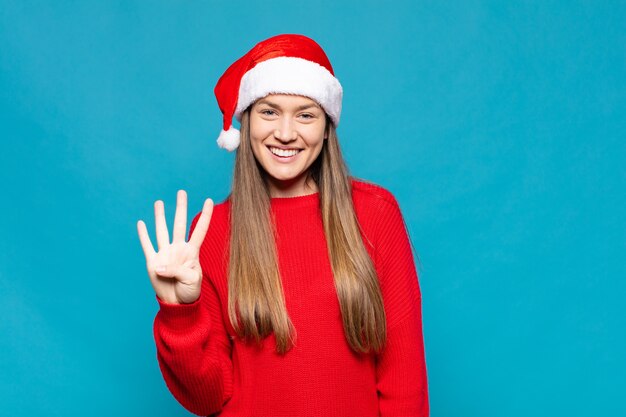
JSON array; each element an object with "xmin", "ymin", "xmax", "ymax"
[{"xmin": 140, "ymin": 191, "xmax": 211, "ymax": 255}]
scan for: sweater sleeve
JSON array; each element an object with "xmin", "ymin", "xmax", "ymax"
[
  {"xmin": 374, "ymin": 193, "xmax": 429, "ymax": 417},
  {"xmin": 152, "ymin": 214, "xmax": 234, "ymax": 416}
]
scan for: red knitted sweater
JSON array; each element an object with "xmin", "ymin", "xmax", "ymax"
[{"xmin": 153, "ymin": 179, "xmax": 429, "ymax": 416}]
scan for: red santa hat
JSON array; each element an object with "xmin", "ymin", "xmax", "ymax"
[{"xmin": 213, "ymin": 34, "xmax": 343, "ymax": 151}]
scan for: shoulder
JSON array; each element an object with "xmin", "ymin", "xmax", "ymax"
[
  {"xmin": 349, "ymin": 177, "xmax": 406, "ymax": 247},
  {"xmin": 350, "ymin": 177, "xmax": 401, "ymax": 212},
  {"xmin": 212, "ymin": 197, "xmax": 232, "ymax": 222}
]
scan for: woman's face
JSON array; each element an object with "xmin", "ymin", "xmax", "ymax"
[{"xmin": 249, "ymin": 94, "xmax": 327, "ymax": 197}]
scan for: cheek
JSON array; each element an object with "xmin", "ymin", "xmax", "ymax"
[
  {"xmin": 304, "ymin": 126, "xmax": 326, "ymax": 146},
  {"xmin": 249, "ymin": 118, "xmax": 274, "ymax": 142},
  {"xmin": 299, "ymin": 120, "xmax": 325, "ymax": 139}
]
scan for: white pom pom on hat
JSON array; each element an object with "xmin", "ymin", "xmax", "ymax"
[
  {"xmin": 216, "ymin": 126, "xmax": 241, "ymax": 152},
  {"xmin": 213, "ymin": 34, "xmax": 343, "ymax": 152}
]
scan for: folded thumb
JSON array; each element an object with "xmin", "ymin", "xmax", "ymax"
[{"xmin": 155, "ymin": 264, "xmax": 176, "ymax": 278}]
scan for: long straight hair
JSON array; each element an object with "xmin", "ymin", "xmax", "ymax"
[{"xmin": 227, "ymin": 108, "xmax": 386, "ymax": 355}]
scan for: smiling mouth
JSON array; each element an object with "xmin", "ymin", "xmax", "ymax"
[{"xmin": 267, "ymin": 146, "xmax": 303, "ymax": 158}]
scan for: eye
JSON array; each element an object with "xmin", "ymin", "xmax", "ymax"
[
  {"xmin": 299, "ymin": 113, "xmax": 314, "ymax": 119},
  {"xmin": 260, "ymin": 109, "xmax": 276, "ymax": 116}
]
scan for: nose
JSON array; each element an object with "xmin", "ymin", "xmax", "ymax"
[{"xmin": 274, "ymin": 118, "xmax": 297, "ymax": 142}]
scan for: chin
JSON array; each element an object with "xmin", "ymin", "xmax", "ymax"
[
  {"xmin": 266, "ymin": 171, "xmax": 302, "ymax": 182},
  {"xmin": 262, "ymin": 163, "xmax": 304, "ymax": 180}
]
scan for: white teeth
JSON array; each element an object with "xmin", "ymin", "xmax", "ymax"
[{"xmin": 269, "ymin": 147, "xmax": 300, "ymax": 157}]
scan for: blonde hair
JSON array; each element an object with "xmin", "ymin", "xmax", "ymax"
[{"xmin": 227, "ymin": 108, "xmax": 386, "ymax": 355}]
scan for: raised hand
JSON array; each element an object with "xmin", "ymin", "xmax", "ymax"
[{"xmin": 137, "ymin": 190, "xmax": 214, "ymax": 304}]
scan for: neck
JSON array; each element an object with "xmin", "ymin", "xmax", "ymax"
[{"xmin": 266, "ymin": 175, "xmax": 318, "ymax": 198}]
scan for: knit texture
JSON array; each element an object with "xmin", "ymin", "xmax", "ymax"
[{"xmin": 153, "ymin": 179, "xmax": 429, "ymax": 416}]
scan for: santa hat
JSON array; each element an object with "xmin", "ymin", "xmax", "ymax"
[{"xmin": 213, "ymin": 34, "xmax": 343, "ymax": 151}]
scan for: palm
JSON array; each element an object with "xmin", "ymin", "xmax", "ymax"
[
  {"xmin": 151, "ymin": 241, "xmax": 202, "ymax": 303},
  {"xmin": 137, "ymin": 190, "xmax": 214, "ymax": 304}
]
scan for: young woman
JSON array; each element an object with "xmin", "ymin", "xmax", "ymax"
[{"xmin": 137, "ymin": 34, "xmax": 429, "ymax": 417}]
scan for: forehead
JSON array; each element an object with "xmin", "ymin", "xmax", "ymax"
[{"xmin": 254, "ymin": 94, "xmax": 322, "ymax": 109}]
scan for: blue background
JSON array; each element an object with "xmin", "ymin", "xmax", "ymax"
[{"xmin": 1, "ymin": 1, "xmax": 624, "ymax": 415}]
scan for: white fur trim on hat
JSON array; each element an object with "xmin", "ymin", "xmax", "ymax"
[
  {"xmin": 233, "ymin": 56, "xmax": 343, "ymax": 126},
  {"xmin": 216, "ymin": 126, "xmax": 241, "ymax": 152}
]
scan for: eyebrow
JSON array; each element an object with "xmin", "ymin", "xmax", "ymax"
[{"xmin": 256, "ymin": 99, "xmax": 319, "ymax": 111}]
